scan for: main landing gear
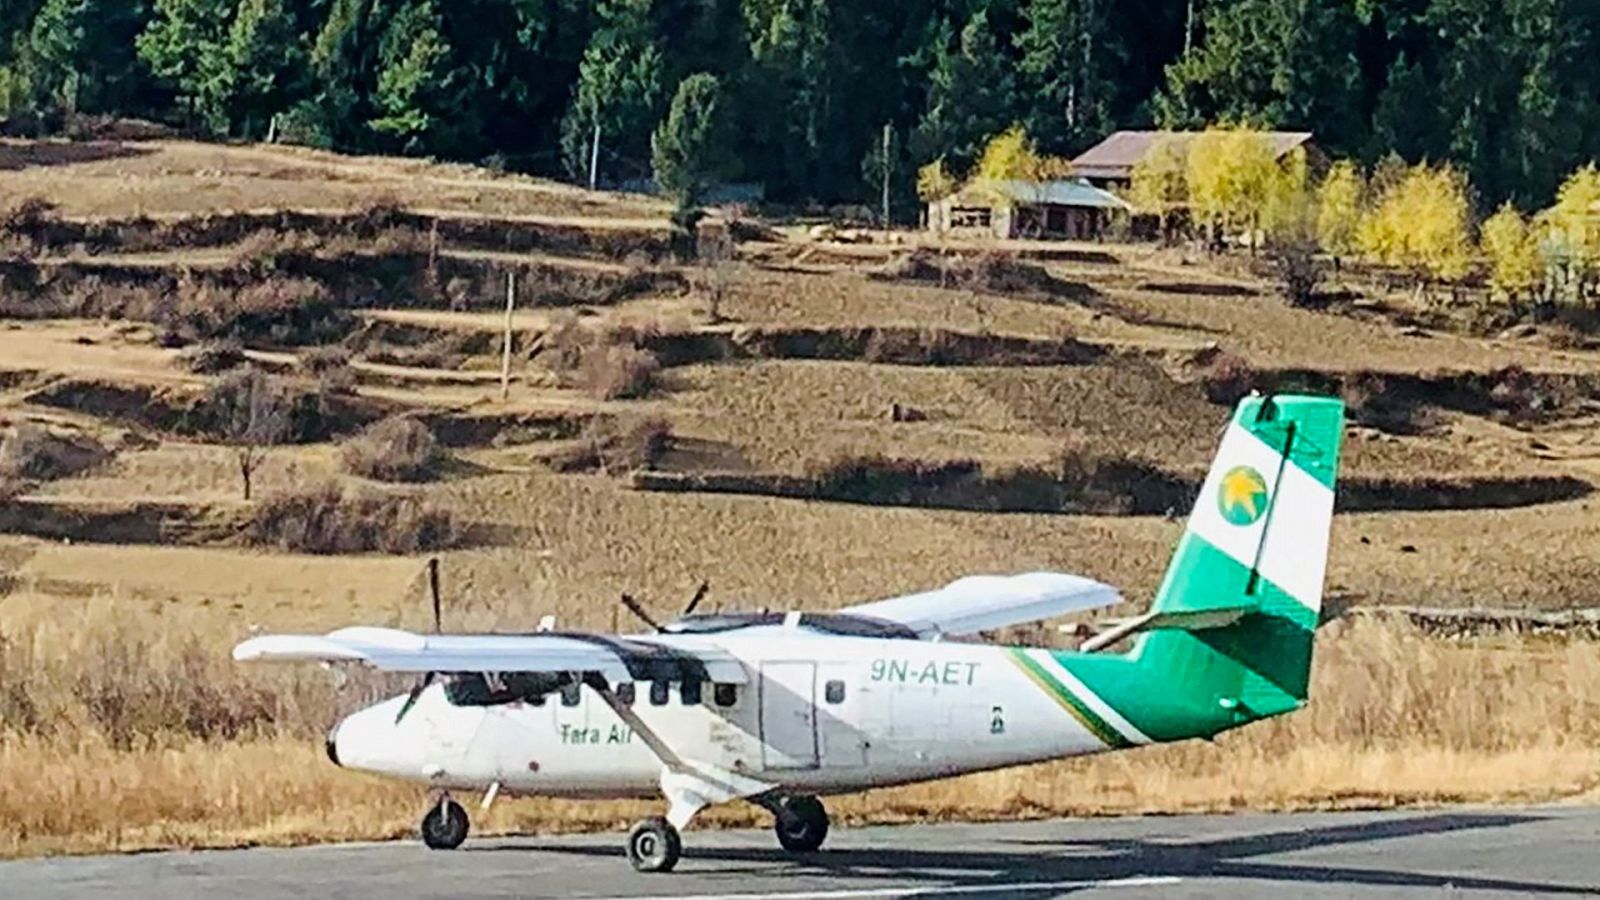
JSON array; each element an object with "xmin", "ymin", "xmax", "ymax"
[
  {"xmin": 421, "ymin": 795, "xmax": 470, "ymax": 850},
  {"xmin": 772, "ymin": 795, "xmax": 829, "ymax": 853}
]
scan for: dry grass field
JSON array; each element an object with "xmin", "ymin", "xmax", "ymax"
[{"xmin": 4, "ymin": 137, "xmax": 1600, "ymax": 857}]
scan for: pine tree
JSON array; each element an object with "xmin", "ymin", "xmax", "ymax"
[
  {"xmin": 559, "ymin": 0, "xmax": 665, "ymax": 184},
  {"xmin": 1157, "ymin": 0, "xmax": 1364, "ymax": 153},
  {"xmin": 1015, "ymin": 0, "xmax": 1115, "ymax": 154},
  {"xmin": 369, "ymin": 0, "xmax": 471, "ymax": 156},
  {"xmin": 652, "ymin": 73, "xmax": 735, "ymax": 210},
  {"xmin": 911, "ymin": 10, "xmax": 1016, "ymax": 173},
  {"xmin": 743, "ymin": 0, "xmax": 839, "ymax": 198}
]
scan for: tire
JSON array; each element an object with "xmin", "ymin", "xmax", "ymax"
[
  {"xmin": 774, "ymin": 796, "xmax": 828, "ymax": 853},
  {"xmin": 626, "ymin": 816, "xmax": 682, "ymax": 873},
  {"xmin": 421, "ymin": 798, "xmax": 470, "ymax": 850}
]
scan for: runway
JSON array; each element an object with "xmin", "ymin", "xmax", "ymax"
[{"xmin": 4, "ymin": 807, "xmax": 1597, "ymax": 898}]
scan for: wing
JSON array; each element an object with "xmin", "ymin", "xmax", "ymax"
[
  {"xmin": 840, "ymin": 571, "xmax": 1120, "ymax": 638},
  {"xmin": 233, "ymin": 626, "xmax": 748, "ymax": 683}
]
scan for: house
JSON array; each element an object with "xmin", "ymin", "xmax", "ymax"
[
  {"xmin": 1072, "ymin": 130, "xmax": 1321, "ymax": 191},
  {"xmin": 925, "ymin": 178, "xmax": 1132, "ymax": 241}
]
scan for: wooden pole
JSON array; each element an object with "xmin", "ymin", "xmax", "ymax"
[
  {"xmin": 880, "ymin": 123, "xmax": 892, "ymax": 233},
  {"xmin": 500, "ymin": 271, "xmax": 515, "ymax": 401}
]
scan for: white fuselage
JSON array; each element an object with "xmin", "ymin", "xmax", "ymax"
[{"xmin": 330, "ymin": 626, "xmax": 1114, "ymax": 797}]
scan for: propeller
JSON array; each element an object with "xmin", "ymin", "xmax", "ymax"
[{"xmin": 397, "ymin": 557, "xmax": 444, "ymax": 724}]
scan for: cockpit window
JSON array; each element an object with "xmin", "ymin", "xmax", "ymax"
[
  {"xmin": 560, "ymin": 681, "xmax": 582, "ymax": 707},
  {"xmin": 649, "ymin": 681, "xmax": 670, "ymax": 706},
  {"xmin": 615, "ymin": 682, "xmax": 635, "ymax": 706},
  {"xmin": 680, "ymin": 679, "xmax": 702, "ymax": 706},
  {"xmin": 713, "ymin": 683, "xmax": 738, "ymax": 707}
]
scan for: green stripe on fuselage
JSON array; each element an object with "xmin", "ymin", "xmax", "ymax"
[{"xmin": 1006, "ymin": 648, "xmax": 1132, "ymax": 749}]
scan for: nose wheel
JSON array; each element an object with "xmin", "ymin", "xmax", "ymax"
[
  {"xmin": 626, "ymin": 816, "xmax": 682, "ymax": 872},
  {"xmin": 421, "ymin": 796, "xmax": 470, "ymax": 850},
  {"xmin": 773, "ymin": 795, "xmax": 829, "ymax": 853}
]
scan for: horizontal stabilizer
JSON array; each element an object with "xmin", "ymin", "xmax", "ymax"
[
  {"xmin": 1079, "ymin": 602, "xmax": 1259, "ymax": 652},
  {"xmin": 843, "ymin": 571, "xmax": 1121, "ymax": 639}
]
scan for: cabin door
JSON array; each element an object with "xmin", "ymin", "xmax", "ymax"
[{"xmin": 759, "ymin": 661, "xmax": 819, "ymax": 769}]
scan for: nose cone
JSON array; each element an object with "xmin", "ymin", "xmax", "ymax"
[{"xmin": 329, "ymin": 695, "xmax": 427, "ymax": 779}]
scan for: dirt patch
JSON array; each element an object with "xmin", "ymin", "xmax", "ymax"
[
  {"xmin": 872, "ymin": 249, "xmax": 1101, "ymax": 303},
  {"xmin": 2, "ymin": 207, "xmax": 672, "ymax": 261},
  {"xmin": 631, "ymin": 458, "xmax": 1590, "ymax": 517},
  {"xmin": 416, "ymin": 408, "xmax": 596, "ymax": 448},
  {"xmin": 25, "ymin": 378, "xmax": 393, "ymax": 441},
  {"xmin": 1141, "ymin": 280, "xmax": 1258, "ymax": 298},
  {"xmin": 0, "ymin": 253, "xmax": 684, "ymax": 345},
  {"xmin": 0, "ymin": 497, "xmax": 249, "ymax": 545},
  {"xmin": 1198, "ymin": 357, "xmax": 1600, "ymax": 430},
  {"xmin": 640, "ymin": 325, "xmax": 1104, "ymax": 368}
]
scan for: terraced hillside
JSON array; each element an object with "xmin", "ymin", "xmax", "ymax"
[{"xmin": 3, "ymin": 137, "xmax": 1600, "ymax": 857}]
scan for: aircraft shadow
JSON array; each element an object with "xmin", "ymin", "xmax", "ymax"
[{"xmin": 471, "ymin": 811, "xmax": 1596, "ymax": 896}]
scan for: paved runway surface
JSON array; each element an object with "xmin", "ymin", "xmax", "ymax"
[{"xmin": 4, "ymin": 807, "xmax": 1598, "ymax": 898}]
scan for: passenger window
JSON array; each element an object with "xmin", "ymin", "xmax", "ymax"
[
  {"xmin": 650, "ymin": 681, "xmax": 670, "ymax": 706},
  {"xmin": 681, "ymin": 680, "xmax": 702, "ymax": 706},
  {"xmin": 560, "ymin": 682, "xmax": 581, "ymax": 707},
  {"xmin": 713, "ymin": 683, "xmax": 738, "ymax": 707},
  {"xmin": 824, "ymin": 680, "xmax": 846, "ymax": 704},
  {"xmin": 615, "ymin": 683, "xmax": 635, "ymax": 706}
]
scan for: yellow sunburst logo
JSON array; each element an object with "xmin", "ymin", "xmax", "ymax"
[{"xmin": 1217, "ymin": 466, "xmax": 1269, "ymax": 526}]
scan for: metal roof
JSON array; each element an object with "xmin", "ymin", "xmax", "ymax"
[
  {"xmin": 951, "ymin": 178, "xmax": 1132, "ymax": 210},
  {"xmin": 1072, "ymin": 130, "xmax": 1315, "ymax": 180}
]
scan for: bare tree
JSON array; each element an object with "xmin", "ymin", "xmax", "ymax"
[
  {"xmin": 696, "ymin": 226, "xmax": 734, "ymax": 324},
  {"xmin": 208, "ymin": 368, "xmax": 293, "ymax": 500}
]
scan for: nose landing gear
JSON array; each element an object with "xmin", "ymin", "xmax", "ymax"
[
  {"xmin": 420, "ymin": 795, "xmax": 470, "ymax": 850},
  {"xmin": 626, "ymin": 816, "xmax": 682, "ymax": 872}
]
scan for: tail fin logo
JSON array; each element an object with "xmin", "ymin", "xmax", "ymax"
[{"xmin": 1218, "ymin": 466, "xmax": 1269, "ymax": 526}]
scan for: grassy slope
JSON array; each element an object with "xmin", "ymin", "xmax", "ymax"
[{"xmin": 3, "ymin": 139, "xmax": 1600, "ymax": 856}]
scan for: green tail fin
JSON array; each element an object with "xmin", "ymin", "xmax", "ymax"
[{"xmin": 1052, "ymin": 394, "xmax": 1345, "ymax": 743}]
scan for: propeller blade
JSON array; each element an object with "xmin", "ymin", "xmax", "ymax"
[
  {"xmin": 682, "ymin": 581, "xmax": 710, "ymax": 616},
  {"xmin": 428, "ymin": 557, "xmax": 442, "ymax": 633},
  {"xmin": 395, "ymin": 671, "xmax": 436, "ymax": 724}
]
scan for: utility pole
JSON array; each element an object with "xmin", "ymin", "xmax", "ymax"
[
  {"xmin": 1185, "ymin": 0, "xmax": 1198, "ymax": 53},
  {"xmin": 500, "ymin": 271, "xmax": 516, "ymax": 401},
  {"xmin": 588, "ymin": 123, "xmax": 602, "ymax": 191},
  {"xmin": 880, "ymin": 123, "xmax": 893, "ymax": 233}
]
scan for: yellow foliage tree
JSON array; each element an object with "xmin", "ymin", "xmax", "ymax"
[
  {"xmin": 916, "ymin": 158, "xmax": 958, "ymax": 204},
  {"xmin": 1316, "ymin": 161, "xmax": 1365, "ymax": 257},
  {"xmin": 1186, "ymin": 125, "xmax": 1301, "ymax": 250},
  {"xmin": 1545, "ymin": 164, "xmax": 1600, "ymax": 298},
  {"xmin": 972, "ymin": 124, "xmax": 1073, "ymax": 183},
  {"xmin": 1356, "ymin": 162, "xmax": 1472, "ymax": 284},
  {"xmin": 1128, "ymin": 134, "xmax": 1188, "ymax": 235},
  {"xmin": 1480, "ymin": 203, "xmax": 1545, "ymax": 300}
]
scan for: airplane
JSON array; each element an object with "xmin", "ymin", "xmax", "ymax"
[{"xmin": 234, "ymin": 392, "xmax": 1343, "ymax": 873}]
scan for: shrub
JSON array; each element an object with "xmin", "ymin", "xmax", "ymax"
[
  {"xmin": 0, "ymin": 424, "xmax": 112, "ymax": 482},
  {"xmin": 578, "ymin": 344, "xmax": 660, "ymax": 400},
  {"xmin": 1199, "ymin": 351, "xmax": 1258, "ymax": 405},
  {"xmin": 1270, "ymin": 238, "xmax": 1326, "ymax": 308},
  {"xmin": 179, "ymin": 338, "xmax": 247, "ymax": 374},
  {"xmin": 249, "ymin": 483, "xmax": 458, "ymax": 554},
  {"xmin": 551, "ymin": 416, "xmax": 671, "ymax": 474},
  {"xmin": 341, "ymin": 417, "xmax": 442, "ymax": 482},
  {"xmin": 302, "ymin": 345, "xmax": 357, "ymax": 394}
]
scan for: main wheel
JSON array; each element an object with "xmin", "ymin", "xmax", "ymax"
[
  {"xmin": 626, "ymin": 816, "xmax": 682, "ymax": 873},
  {"xmin": 420, "ymin": 797, "xmax": 470, "ymax": 850},
  {"xmin": 774, "ymin": 795, "xmax": 828, "ymax": 853}
]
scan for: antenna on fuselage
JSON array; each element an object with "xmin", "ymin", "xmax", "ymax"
[{"xmin": 428, "ymin": 556, "xmax": 442, "ymax": 632}]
